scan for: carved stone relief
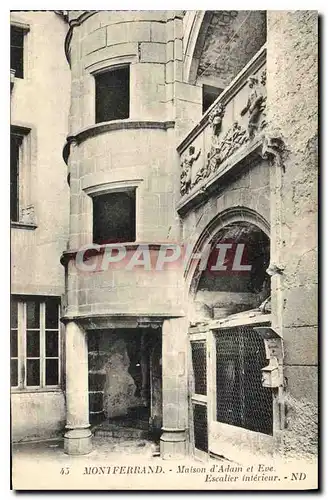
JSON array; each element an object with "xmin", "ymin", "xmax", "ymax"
[{"xmin": 180, "ymin": 69, "xmax": 267, "ymax": 196}]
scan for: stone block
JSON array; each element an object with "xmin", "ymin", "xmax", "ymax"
[
  {"xmin": 150, "ymin": 22, "xmax": 166, "ymax": 43},
  {"xmin": 282, "ymin": 285, "xmax": 317, "ymax": 328},
  {"xmin": 106, "ymin": 22, "xmax": 151, "ymax": 46},
  {"xmin": 82, "ymin": 28, "xmax": 107, "ymax": 56},
  {"xmin": 284, "ymin": 365, "xmax": 318, "ymax": 405},
  {"xmin": 140, "ymin": 42, "xmax": 166, "ymax": 63},
  {"xmin": 166, "ymin": 41, "xmax": 174, "ymax": 62},
  {"xmin": 174, "ymin": 38, "xmax": 183, "ymax": 61},
  {"xmin": 175, "ymin": 81, "xmax": 202, "ymax": 104},
  {"xmin": 78, "ymin": 290, "xmax": 87, "ymax": 305},
  {"xmin": 283, "ymin": 326, "xmax": 317, "ymax": 365},
  {"xmin": 84, "ymin": 43, "xmax": 138, "ymax": 69},
  {"xmin": 249, "ymin": 161, "xmax": 270, "ymax": 189},
  {"xmin": 150, "ymin": 175, "xmax": 174, "ymax": 193},
  {"xmin": 101, "ymin": 11, "xmax": 167, "ymax": 25},
  {"xmin": 133, "ymin": 63, "xmax": 165, "ymax": 85},
  {"xmin": 229, "ymin": 170, "xmax": 250, "ymax": 190}
]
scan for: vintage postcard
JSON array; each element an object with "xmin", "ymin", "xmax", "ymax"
[{"xmin": 10, "ymin": 8, "xmax": 318, "ymax": 491}]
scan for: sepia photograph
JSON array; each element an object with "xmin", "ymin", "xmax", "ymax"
[{"xmin": 9, "ymin": 7, "xmax": 318, "ymax": 491}]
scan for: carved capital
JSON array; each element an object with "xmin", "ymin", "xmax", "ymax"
[
  {"xmin": 266, "ymin": 262, "xmax": 284, "ymax": 276},
  {"xmin": 262, "ymin": 135, "xmax": 285, "ymax": 169}
]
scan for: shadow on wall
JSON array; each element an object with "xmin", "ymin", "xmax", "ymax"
[{"xmin": 190, "ymin": 222, "xmax": 270, "ymax": 322}]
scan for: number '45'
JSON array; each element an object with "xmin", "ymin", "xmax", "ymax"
[{"xmin": 60, "ymin": 467, "xmax": 70, "ymax": 475}]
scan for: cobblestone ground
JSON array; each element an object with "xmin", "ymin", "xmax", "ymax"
[
  {"xmin": 12, "ymin": 435, "xmax": 158, "ymax": 463},
  {"xmin": 12, "ymin": 436, "xmax": 167, "ymax": 489},
  {"xmin": 11, "ymin": 437, "xmax": 318, "ymax": 491}
]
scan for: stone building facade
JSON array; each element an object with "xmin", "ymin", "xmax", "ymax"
[{"xmin": 11, "ymin": 11, "xmax": 318, "ymax": 462}]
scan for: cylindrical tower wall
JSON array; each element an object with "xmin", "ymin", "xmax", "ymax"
[{"xmin": 63, "ymin": 11, "xmax": 189, "ymax": 318}]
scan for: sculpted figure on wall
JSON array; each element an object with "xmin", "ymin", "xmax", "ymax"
[
  {"xmin": 180, "ymin": 145, "xmax": 201, "ymax": 196},
  {"xmin": 240, "ymin": 75, "xmax": 266, "ymax": 139},
  {"xmin": 209, "ymin": 102, "xmax": 225, "ymax": 138}
]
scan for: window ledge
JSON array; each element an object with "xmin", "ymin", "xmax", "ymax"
[
  {"xmin": 11, "ymin": 221, "xmax": 37, "ymax": 230},
  {"xmin": 11, "ymin": 388, "xmax": 63, "ymax": 395},
  {"xmin": 63, "ymin": 120, "xmax": 175, "ymax": 164},
  {"xmin": 10, "ymin": 20, "xmax": 30, "ymax": 32}
]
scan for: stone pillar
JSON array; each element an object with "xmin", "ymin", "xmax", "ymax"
[
  {"xmin": 64, "ymin": 321, "xmax": 92, "ymax": 455},
  {"xmin": 160, "ymin": 317, "xmax": 189, "ymax": 459}
]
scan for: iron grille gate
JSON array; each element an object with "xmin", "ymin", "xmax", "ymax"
[
  {"xmin": 215, "ymin": 325, "xmax": 273, "ymax": 435},
  {"xmin": 193, "ymin": 403, "xmax": 208, "ymax": 452},
  {"xmin": 191, "ymin": 340, "xmax": 208, "ymax": 453},
  {"xmin": 191, "ymin": 341, "xmax": 207, "ymax": 395}
]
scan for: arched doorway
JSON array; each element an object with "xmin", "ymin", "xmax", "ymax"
[
  {"xmin": 187, "ymin": 215, "xmax": 275, "ymax": 461},
  {"xmin": 190, "ymin": 221, "xmax": 270, "ymax": 322}
]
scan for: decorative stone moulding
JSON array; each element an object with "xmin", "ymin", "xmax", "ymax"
[{"xmin": 62, "ymin": 120, "xmax": 175, "ymax": 165}]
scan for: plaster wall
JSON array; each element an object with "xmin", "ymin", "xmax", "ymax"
[{"xmin": 11, "ymin": 12, "xmax": 70, "ymax": 297}]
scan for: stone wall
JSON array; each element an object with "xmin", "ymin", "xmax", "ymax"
[
  {"xmin": 64, "ymin": 10, "xmax": 205, "ymax": 319},
  {"xmin": 181, "ymin": 157, "xmax": 270, "ymax": 250},
  {"xmin": 267, "ymin": 10, "xmax": 318, "ymax": 456},
  {"xmin": 10, "ymin": 11, "xmax": 70, "ymax": 443},
  {"xmin": 11, "ymin": 391, "xmax": 66, "ymax": 442}
]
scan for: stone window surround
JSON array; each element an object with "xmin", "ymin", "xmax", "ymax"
[
  {"xmin": 10, "ymin": 18, "xmax": 30, "ymax": 81},
  {"xmin": 83, "ymin": 179, "xmax": 143, "ymax": 243},
  {"xmin": 85, "ymin": 56, "xmax": 137, "ymax": 126},
  {"xmin": 10, "ymin": 123, "xmax": 37, "ymax": 229}
]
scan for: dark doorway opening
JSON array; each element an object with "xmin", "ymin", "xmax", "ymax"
[{"xmin": 88, "ymin": 328, "xmax": 162, "ymax": 442}]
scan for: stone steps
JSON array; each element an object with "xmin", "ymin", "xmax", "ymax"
[{"xmin": 93, "ymin": 423, "xmax": 149, "ymax": 440}]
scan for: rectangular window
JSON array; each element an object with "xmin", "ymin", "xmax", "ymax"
[
  {"xmin": 11, "ymin": 25, "xmax": 25, "ymax": 79},
  {"xmin": 10, "ymin": 299, "xmax": 19, "ymax": 387},
  {"xmin": 10, "ymin": 296, "xmax": 61, "ymax": 390},
  {"xmin": 93, "ymin": 190, "xmax": 136, "ymax": 245},
  {"xmin": 202, "ymin": 84, "xmax": 223, "ymax": 114},
  {"xmin": 11, "ymin": 133, "xmax": 22, "ymax": 222},
  {"xmin": 10, "ymin": 126, "xmax": 31, "ymax": 223},
  {"xmin": 95, "ymin": 66, "xmax": 130, "ymax": 123},
  {"xmin": 215, "ymin": 325, "xmax": 273, "ymax": 435}
]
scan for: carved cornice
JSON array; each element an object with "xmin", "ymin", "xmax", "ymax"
[
  {"xmin": 60, "ymin": 312, "xmax": 184, "ymax": 327},
  {"xmin": 262, "ymin": 135, "xmax": 286, "ymax": 170},
  {"xmin": 63, "ymin": 120, "xmax": 175, "ymax": 164}
]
